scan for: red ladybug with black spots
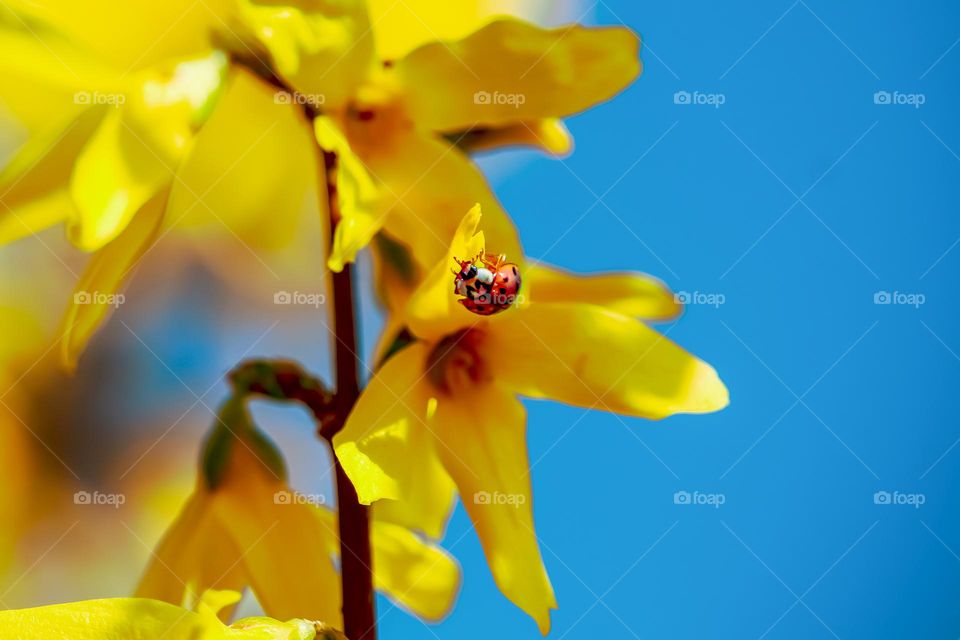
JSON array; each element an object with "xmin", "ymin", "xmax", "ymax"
[{"xmin": 452, "ymin": 252, "xmax": 522, "ymax": 316}]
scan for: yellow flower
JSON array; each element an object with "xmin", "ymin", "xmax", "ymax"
[
  {"xmin": 333, "ymin": 206, "xmax": 729, "ymax": 633},
  {"xmin": 0, "ymin": 588, "xmax": 342, "ymax": 639},
  {"xmin": 138, "ymin": 397, "xmax": 460, "ymax": 626},
  {"xmin": 5, "ymin": 0, "xmax": 232, "ymax": 71},
  {"xmin": 231, "ymin": 0, "xmax": 641, "ymax": 272},
  {"xmin": 0, "ymin": 5, "xmax": 322, "ymax": 369},
  {"xmin": 0, "ymin": 8, "xmax": 236, "ymax": 365}
]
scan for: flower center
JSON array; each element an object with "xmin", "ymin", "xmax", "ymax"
[
  {"xmin": 425, "ymin": 328, "xmax": 491, "ymax": 396},
  {"xmin": 342, "ymin": 73, "xmax": 410, "ymax": 149}
]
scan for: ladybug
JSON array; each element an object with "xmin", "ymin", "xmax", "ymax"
[{"xmin": 452, "ymin": 252, "xmax": 522, "ymax": 316}]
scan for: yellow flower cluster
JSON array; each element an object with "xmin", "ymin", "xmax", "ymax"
[{"xmin": 0, "ymin": 0, "xmax": 729, "ymax": 637}]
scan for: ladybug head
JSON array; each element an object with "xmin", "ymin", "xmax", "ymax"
[{"xmin": 452, "ymin": 257, "xmax": 478, "ymax": 281}]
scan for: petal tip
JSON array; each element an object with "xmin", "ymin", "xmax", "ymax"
[
  {"xmin": 687, "ymin": 361, "xmax": 730, "ymax": 414},
  {"xmin": 332, "ymin": 440, "xmax": 400, "ymax": 505}
]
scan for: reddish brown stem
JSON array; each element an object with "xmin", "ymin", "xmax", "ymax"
[
  {"xmin": 228, "ymin": 51, "xmax": 374, "ymax": 639},
  {"xmin": 322, "ymin": 149, "xmax": 376, "ymax": 640}
]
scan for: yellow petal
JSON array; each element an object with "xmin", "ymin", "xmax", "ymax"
[
  {"xmin": 0, "ymin": 593, "xmax": 320, "ymax": 640},
  {"xmin": 67, "ymin": 108, "xmax": 169, "ymax": 250},
  {"xmin": 167, "ymin": 68, "xmax": 317, "ymax": 250},
  {"xmin": 212, "ymin": 445, "xmax": 342, "ymax": 626},
  {"xmin": 0, "ymin": 7, "xmax": 118, "ymax": 131},
  {"xmin": 525, "ymin": 263, "xmax": 681, "ymax": 320},
  {"xmin": 432, "ymin": 384, "xmax": 556, "ymax": 634},
  {"xmin": 136, "ymin": 491, "xmax": 246, "ymax": 618},
  {"xmin": 0, "ymin": 598, "xmax": 221, "ymax": 640},
  {"xmin": 370, "ymin": 519, "xmax": 461, "ymax": 621},
  {"xmin": 368, "ymin": 0, "xmax": 504, "ymax": 61},
  {"xmin": 449, "ymin": 118, "xmax": 572, "ymax": 156},
  {"xmin": 312, "ymin": 508, "xmax": 461, "ymax": 621},
  {"xmin": 326, "ymin": 199, "xmax": 381, "ymax": 272},
  {"xmin": 0, "ymin": 190, "xmax": 72, "ymax": 245},
  {"xmin": 229, "ymin": 616, "xmax": 322, "ymax": 639},
  {"xmin": 315, "ymin": 116, "xmax": 383, "ymax": 271},
  {"xmin": 68, "ymin": 51, "xmax": 228, "ymax": 251},
  {"xmin": 0, "ymin": 105, "xmax": 106, "ymax": 244},
  {"xmin": 131, "ymin": 51, "xmax": 229, "ymax": 145},
  {"xmin": 405, "ymin": 204, "xmax": 486, "ymax": 341},
  {"xmin": 21, "ymin": 0, "xmax": 233, "ymax": 71},
  {"xmin": 369, "ymin": 425, "xmax": 456, "ymax": 541},
  {"xmin": 487, "ymin": 303, "xmax": 729, "ymax": 418},
  {"xmin": 351, "ymin": 126, "xmax": 522, "ymax": 272},
  {"xmin": 396, "ymin": 19, "xmax": 640, "ymax": 132},
  {"xmin": 195, "ymin": 588, "xmax": 242, "ymax": 621},
  {"xmin": 60, "ymin": 191, "xmax": 166, "ymax": 371},
  {"xmin": 333, "ymin": 342, "xmax": 433, "ymax": 505},
  {"xmin": 234, "ymin": 0, "xmax": 374, "ymax": 109},
  {"xmin": 368, "ymin": 0, "xmax": 568, "ymax": 61}
]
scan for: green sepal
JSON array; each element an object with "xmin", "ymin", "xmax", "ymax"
[{"xmin": 201, "ymin": 395, "xmax": 288, "ymax": 489}]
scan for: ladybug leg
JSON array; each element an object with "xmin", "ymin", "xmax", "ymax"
[{"xmin": 480, "ymin": 253, "xmax": 504, "ymax": 271}]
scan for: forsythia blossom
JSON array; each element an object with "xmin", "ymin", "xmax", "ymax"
[
  {"xmin": 228, "ymin": 0, "xmax": 641, "ymax": 272},
  {"xmin": 138, "ymin": 396, "xmax": 461, "ymax": 626},
  {"xmin": 334, "ymin": 207, "xmax": 729, "ymax": 633}
]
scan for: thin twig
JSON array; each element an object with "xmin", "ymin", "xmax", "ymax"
[{"xmin": 321, "ymin": 149, "xmax": 376, "ymax": 640}]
